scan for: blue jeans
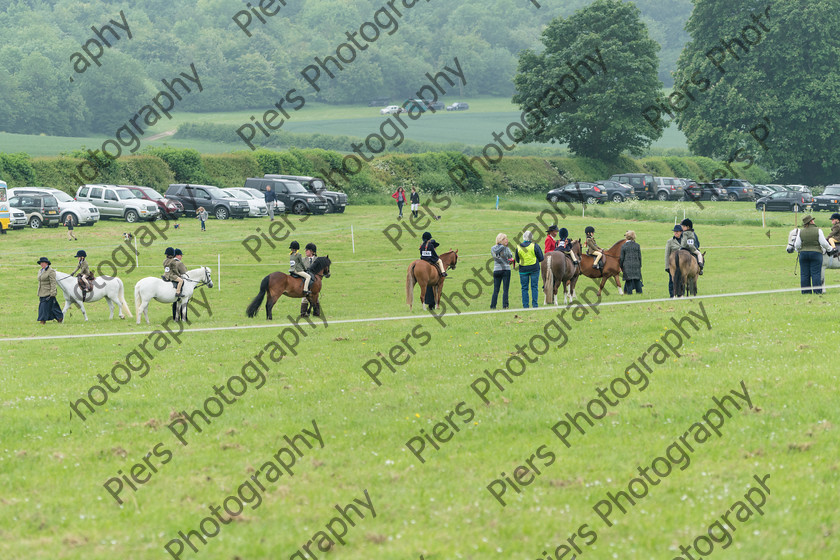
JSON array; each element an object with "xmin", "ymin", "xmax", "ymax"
[
  {"xmin": 519, "ymin": 269, "xmax": 539, "ymax": 308},
  {"xmin": 491, "ymin": 270, "xmax": 510, "ymax": 308},
  {"xmin": 799, "ymin": 251, "xmax": 823, "ymax": 294}
]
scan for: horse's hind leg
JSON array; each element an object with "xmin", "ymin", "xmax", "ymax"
[
  {"xmin": 266, "ymin": 294, "xmax": 278, "ymax": 320},
  {"xmin": 106, "ymin": 298, "xmax": 115, "ymax": 319},
  {"xmin": 78, "ymin": 301, "xmax": 89, "ymax": 321}
]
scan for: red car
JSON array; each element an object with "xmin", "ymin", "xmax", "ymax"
[{"xmin": 123, "ymin": 185, "xmax": 183, "ymax": 220}]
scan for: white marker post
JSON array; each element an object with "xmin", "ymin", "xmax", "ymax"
[
  {"xmin": 762, "ymin": 206, "xmax": 766, "ymax": 229},
  {"xmin": 218, "ymin": 254, "xmax": 221, "ymax": 290},
  {"xmin": 134, "ymin": 236, "xmax": 139, "ymax": 267},
  {"xmin": 351, "ymin": 225, "xmax": 356, "ymax": 253}
]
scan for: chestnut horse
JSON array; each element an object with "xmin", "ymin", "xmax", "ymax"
[
  {"xmin": 246, "ymin": 256, "xmax": 331, "ymax": 320},
  {"xmin": 406, "ymin": 250, "xmax": 458, "ymax": 309},
  {"xmin": 571, "ymin": 239, "xmax": 626, "ymax": 296},
  {"xmin": 669, "ymin": 249, "xmax": 704, "ymax": 297},
  {"xmin": 541, "ymin": 251, "xmax": 580, "ymax": 305}
]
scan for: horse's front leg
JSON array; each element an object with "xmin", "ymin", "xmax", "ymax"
[
  {"xmin": 78, "ymin": 300, "xmax": 89, "ymax": 321},
  {"xmin": 106, "ymin": 298, "xmax": 115, "ymax": 319},
  {"xmin": 614, "ymin": 274, "xmax": 623, "ymax": 295}
]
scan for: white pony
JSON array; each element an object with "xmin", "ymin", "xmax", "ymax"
[
  {"xmin": 786, "ymin": 228, "xmax": 840, "ymax": 289},
  {"xmin": 134, "ymin": 267, "xmax": 213, "ymax": 324},
  {"xmin": 53, "ymin": 270, "xmax": 132, "ymax": 320}
]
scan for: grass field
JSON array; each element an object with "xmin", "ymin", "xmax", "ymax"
[
  {"xmin": 1, "ymin": 199, "xmax": 836, "ymax": 560},
  {"xmin": 0, "ymin": 97, "xmax": 690, "ymax": 157}
]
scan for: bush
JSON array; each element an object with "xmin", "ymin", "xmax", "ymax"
[{"xmin": 0, "ymin": 153, "xmax": 36, "ymax": 187}]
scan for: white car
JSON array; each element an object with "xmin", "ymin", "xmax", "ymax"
[
  {"xmin": 236, "ymin": 187, "xmax": 286, "ymax": 214},
  {"xmin": 380, "ymin": 105, "xmax": 405, "ymax": 115},
  {"xmin": 222, "ymin": 188, "xmax": 267, "ymax": 217},
  {"xmin": 9, "ymin": 187, "xmax": 99, "ymax": 226},
  {"xmin": 8, "ymin": 206, "xmax": 27, "ymax": 229}
]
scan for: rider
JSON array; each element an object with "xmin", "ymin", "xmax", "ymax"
[
  {"xmin": 585, "ymin": 226, "xmax": 604, "ymax": 270},
  {"xmin": 556, "ymin": 227, "xmax": 579, "ymax": 264},
  {"xmin": 545, "ymin": 225, "xmax": 559, "ymax": 253},
  {"xmin": 289, "ymin": 241, "xmax": 311, "ymax": 295},
  {"xmin": 300, "ymin": 243, "xmax": 318, "ymax": 316},
  {"xmin": 680, "ymin": 218, "xmax": 704, "ymax": 274},
  {"xmin": 171, "ymin": 248, "xmax": 187, "ymax": 298},
  {"xmin": 71, "ymin": 250, "xmax": 94, "ymax": 302},
  {"xmin": 665, "ymin": 225, "xmax": 683, "ymax": 297},
  {"xmin": 163, "ymin": 246, "xmax": 175, "ymax": 282},
  {"xmin": 420, "ymin": 231, "xmax": 447, "ymax": 277},
  {"xmin": 827, "ymin": 213, "xmax": 840, "ymax": 256}
]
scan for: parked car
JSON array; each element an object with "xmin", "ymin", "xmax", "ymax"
[
  {"xmin": 786, "ymin": 184, "xmax": 812, "ymax": 194},
  {"xmin": 402, "ymin": 98, "xmax": 445, "ymax": 112},
  {"xmin": 427, "ymin": 101, "xmax": 445, "ymax": 111},
  {"xmin": 446, "ymin": 102, "xmax": 469, "ymax": 111},
  {"xmin": 380, "ymin": 105, "xmax": 405, "ymax": 115},
  {"xmin": 264, "ymin": 174, "xmax": 347, "ymax": 213},
  {"xmin": 755, "ymin": 190, "xmax": 813, "ymax": 212},
  {"xmin": 811, "ymin": 184, "xmax": 840, "ymax": 212},
  {"xmin": 124, "ymin": 185, "xmax": 183, "ymax": 220},
  {"xmin": 164, "ymin": 184, "xmax": 250, "ymax": 220},
  {"xmin": 243, "ymin": 177, "xmax": 328, "ymax": 215},
  {"xmin": 753, "ymin": 184, "xmax": 775, "ymax": 198},
  {"xmin": 7, "ymin": 192, "xmax": 61, "ymax": 228},
  {"xmin": 237, "ymin": 187, "xmax": 287, "ymax": 214},
  {"xmin": 684, "ymin": 182, "xmax": 726, "ymax": 202},
  {"xmin": 222, "ymin": 188, "xmax": 267, "ymax": 217},
  {"xmin": 594, "ymin": 180, "xmax": 634, "ymax": 202},
  {"xmin": 651, "ymin": 177, "xmax": 687, "ymax": 201},
  {"xmin": 608, "ymin": 173, "xmax": 656, "ymax": 199},
  {"xmin": 75, "ymin": 184, "xmax": 159, "ymax": 222},
  {"xmin": 712, "ymin": 178, "xmax": 756, "ymax": 201},
  {"xmin": 8, "ymin": 206, "xmax": 28, "ymax": 229},
  {"xmin": 10, "ymin": 187, "xmax": 100, "ymax": 227},
  {"xmin": 546, "ymin": 182, "xmax": 608, "ymax": 205}
]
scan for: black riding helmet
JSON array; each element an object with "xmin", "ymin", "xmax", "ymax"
[
  {"xmin": 75, "ymin": 250, "xmax": 87, "ymax": 258},
  {"xmin": 585, "ymin": 226, "xmax": 595, "ymax": 235},
  {"xmin": 174, "ymin": 248, "xmax": 183, "ymax": 256},
  {"xmin": 305, "ymin": 242, "xmax": 317, "ymax": 253},
  {"xmin": 422, "ymin": 232, "xmax": 432, "ymax": 241},
  {"xmin": 831, "ymin": 213, "xmax": 840, "ymax": 221},
  {"xmin": 289, "ymin": 241, "xmax": 300, "ymax": 250},
  {"xmin": 559, "ymin": 227, "xmax": 568, "ymax": 239},
  {"xmin": 165, "ymin": 247, "xmax": 175, "ymax": 257},
  {"xmin": 681, "ymin": 218, "xmax": 694, "ymax": 229}
]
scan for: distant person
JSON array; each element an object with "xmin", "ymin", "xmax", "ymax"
[
  {"xmin": 392, "ymin": 186, "xmax": 406, "ymax": 219},
  {"xmin": 410, "ymin": 187, "xmax": 420, "ymax": 218},
  {"xmin": 794, "ymin": 215, "xmax": 832, "ymax": 294},
  {"xmin": 172, "ymin": 248, "xmax": 187, "ymax": 299},
  {"xmin": 665, "ymin": 225, "xmax": 683, "ymax": 297},
  {"xmin": 301, "ymin": 243, "xmax": 318, "ymax": 316},
  {"xmin": 619, "ymin": 230, "xmax": 642, "ymax": 294},
  {"xmin": 197, "ymin": 206, "xmax": 208, "ymax": 231},
  {"xmin": 65, "ymin": 215, "xmax": 76, "ymax": 241},
  {"xmin": 264, "ymin": 185, "xmax": 276, "ymax": 221},
  {"xmin": 545, "ymin": 224, "xmax": 559, "ymax": 253},
  {"xmin": 37, "ymin": 257, "xmax": 63, "ymax": 324},
  {"xmin": 827, "ymin": 213, "xmax": 840, "ymax": 256},
  {"xmin": 490, "ymin": 233, "xmax": 514, "ymax": 309},
  {"xmin": 511, "ymin": 230, "xmax": 544, "ymax": 308}
]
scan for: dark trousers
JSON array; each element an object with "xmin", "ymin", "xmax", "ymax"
[
  {"xmin": 668, "ymin": 273, "xmax": 674, "ymax": 298},
  {"xmin": 491, "ymin": 270, "xmax": 510, "ymax": 309},
  {"xmin": 38, "ymin": 296, "xmax": 63, "ymax": 321},
  {"xmin": 519, "ymin": 269, "xmax": 539, "ymax": 308},
  {"xmin": 799, "ymin": 251, "xmax": 823, "ymax": 294},
  {"xmin": 624, "ymin": 279, "xmax": 643, "ymax": 294},
  {"xmin": 397, "ymin": 201, "xmax": 404, "ymax": 216}
]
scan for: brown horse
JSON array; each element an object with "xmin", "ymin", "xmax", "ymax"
[
  {"xmin": 246, "ymin": 256, "xmax": 331, "ymax": 320},
  {"xmin": 406, "ymin": 250, "xmax": 458, "ymax": 310},
  {"xmin": 571, "ymin": 239, "xmax": 626, "ymax": 296},
  {"xmin": 669, "ymin": 249, "xmax": 704, "ymax": 297},
  {"xmin": 542, "ymin": 251, "xmax": 580, "ymax": 305}
]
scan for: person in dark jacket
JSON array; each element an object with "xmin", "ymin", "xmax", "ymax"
[
  {"xmin": 680, "ymin": 218, "xmax": 703, "ymax": 274},
  {"xmin": 619, "ymin": 230, "xmax": 642, "ymax": 294},
  {"xmin": 510, "ymin": 230, "xmax": 544, "ymax": 308},
  {"xmin": 556, "ymin": 227, "xmax": 578, "ymax": 264},
  {"xmin": 420, "ymin": 231, "xmax": 447, "ymax": 277},
  {"xmin": 37, "ymin": 257, "xmax": 63, "ymax": 324},
  {"xmin": 410, "ymin": 187, "xmax": 420, "ymax": 218},
  {"xmin": 264, "ymin": 185, "xmax": 276, "ymax": 221}
]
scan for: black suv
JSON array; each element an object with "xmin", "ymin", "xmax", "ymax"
[
  {"xmin": 594, "ymin": 180, "xmax": 634, "ymax": 202},
  {"xmin": 164, "ymin": 184, "xmax": 250, "ymax": 220},
  {"xmin": 7, "ymin": 193, "xmax": 61, "ymax": 228},
  {"xmin": 265, "ymin": 175, "xmax": 347, "ymax": 213},
  {"xmin": 712, "ymin": 178, "xmax": 756, "ymax": 201},
  {"xmin": 243, "ymin": 177, "xmax": 328, "ymax": 215},
  {"xmin": 813, "ymin": 184, "xmax": 840, "ymax": 212},
  {"xmin": 608, "ymin": 173, "xmax": 656, "ymax": 200}
]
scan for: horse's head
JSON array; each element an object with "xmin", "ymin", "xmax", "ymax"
[
  {"xmin": 203, "ymin": 267, "xmax": 214, "ymax": 288},
  {"xmin": 447, "ymin": 249, "xmax": 458, "ymax": 270},
  {"xmin": 787, "ymin": 229, "xmax": 799, "ymax": 253},
  {"xmin": 311, "ymin": 256, "xmax": 331, "ymax": 278},
  {"xmin": 571, "ymin": 239, "xmax": 582, "ymax": 257}
]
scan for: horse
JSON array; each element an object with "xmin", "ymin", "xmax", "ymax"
[
  {"xmin": 53, "ymin": 271, "xmax": 132, "ymax": 320},
  {"xmin": 787, "ymin": 228, "xmax": 840, "ymax": 290},
  {"xmin": 669, "ymin": 249, "xmax": 704, "ymax": 297},
  {"xmin": 570, "ymin": 239, "xmax": 626, "ymax": 296},
  {"xmin": 246, "ymin": 256, "xmax": 332, "ymax": 320},
  {"xmin": 135, "ymin": 267, "xmax": 213, "ymax": 324},
  {"xmin": 405, "ymin": 250, "xmax": 458, "ymax": 310},
  {"xmin": 541, "ymin": 251, "xmax": 580, "ymax": 305}
]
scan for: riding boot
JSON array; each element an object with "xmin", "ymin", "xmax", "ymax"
[
  {"xmin": 300, "ymin": 301, "xmax": 310, "ymax": 317},
  {"xmin": 39, "ymin": 320, "xmax": 46, "ymax": 325}
]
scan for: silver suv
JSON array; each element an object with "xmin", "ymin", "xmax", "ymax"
[{"xmin": 75, "ymin": 184, "xmax": 159, "ymax": 222}]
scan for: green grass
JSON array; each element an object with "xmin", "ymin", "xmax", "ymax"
[{"xmin": 1, "ymin": 201, "xmax": 834, "ymax": 559}]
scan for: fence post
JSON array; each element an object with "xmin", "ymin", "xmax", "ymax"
[
  {"xmin": 351, "ymin": 225, "xmax": 356, "ymax": 253},
  {"xmin": 218, "ymin": 254, "xmax": 221, "ymax": 290}
]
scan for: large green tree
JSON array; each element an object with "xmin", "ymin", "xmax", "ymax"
[
  {"xmin": 512, "ymin": 0, "xmax": 663, "ymax": 159},
  {"xmin": 674, "ymin": 0, "xmax": 840, "ymax": 183}
]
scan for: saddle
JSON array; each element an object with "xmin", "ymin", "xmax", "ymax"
[{"xmin": 77, "ymin": 275, "xmax": 93, "ymax": 302}]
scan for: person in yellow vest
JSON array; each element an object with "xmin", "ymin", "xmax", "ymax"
[{"xmin": 510, "ymin": 230, "xmax": 544, "ymax": 308}]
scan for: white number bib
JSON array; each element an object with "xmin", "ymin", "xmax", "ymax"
[{"xmin": 421, "ymin": 251, "xmax": 432, "ymax": 257}]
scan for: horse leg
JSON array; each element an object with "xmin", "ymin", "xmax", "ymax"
[
  {"xmin": 106, "ymin": 298, "xmax": 115, "ymax": 319},
  {"xmin": 78, "ymin": 300, "xmax": 89, "ymax": 321},
  {"xmin": 266, "ymin": 292, "xmax": 278, "ymax": 321},
  {"xmin": 614, "ymin": 274, "xmax": 623, "ymax": 295},
  {"xmin": 598, "ymin": 277, "xmax": 607, "ymax": 297}
]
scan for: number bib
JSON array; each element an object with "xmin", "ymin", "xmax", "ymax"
[{"xmin": 421, "ymin": 251, "xmax": 432, "ymax": 257}]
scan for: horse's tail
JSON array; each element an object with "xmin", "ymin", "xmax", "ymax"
[
  {"xmin": 545, "ymin": 255, "xmax": 554, "ymax": 304},
  {"xmin": 406, "ymin": 262, "xmax": 417, "ymax": 308},
  {"xmin": 673, "ymin": 251, "xmax": 683, "ymax": 297},
  {"xmin": 246, "ymin": 275, "xmax": 270, "ymax": 317},
  {"xmin": 118, "ymin": 278, "xmax": 132, "ymax": 317}
]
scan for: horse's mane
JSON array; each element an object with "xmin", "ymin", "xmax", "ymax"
[
  {"xmin": 606, "ymin": 239, "xmax": 627, "ymax": 254},
  {"xmin": 309, "ymin": 256, "xmax": 331, "ymax": 274}
]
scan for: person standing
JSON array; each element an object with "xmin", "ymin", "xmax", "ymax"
[
  {"xmin": 299, "ymin": 243, "xmax": 318, "ymax": 316},
  {"xmin": 619, "ymin": 230, "xmax": 643, "ymax": 294},
  {"xmin": 794, "ymin": 215, "xmax": 832, "ymax": 294},
  {"xmin": 65, "ymin": 215, "xmax": 76, "ymax": 241},
  {"xmin": 544, "ymin": 225, "xmax": 559, "ymax": 253},
  {"xmin": 265, "ymin": 185, "xmax": 276, "ymax": 221},
  {"xmin": 410, "ymin": 187, "xmax": 420, "ymax": 218},
  {"xmin": 665, "ymin": 225, "xmax": 683, "ymax": 298},
  {"xmin": 511, "ymin": 230, "xmax": 544, "ymax": 308},
  {"xmin": 197, "ymin": 207, "xmax": 208, "ymax": 231},
  {"xmin": 490, "ymin": 233, "xmax": 514, "ymax": 309},
  {"xmin": 37, "ymin": 257, "xmax": 63, "ymax": 324},
  {"xmin": 392, "ymin": 187, "xmax": 406, "ymax": 219}
]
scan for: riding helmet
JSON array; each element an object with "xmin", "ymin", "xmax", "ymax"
[
  {"xmin": 165, "ymin": 247, "xmax": 175, "ymax": 257},
  {"xmin": 289, "ymin": 241, "xmax": 300, "ymax": 250},
  {"xmin": 75, "ymin": 250, "xmax": 87, "ymax": 258},
  {"xmin": 36, "ymin": 257, "xmax": 51, "ymax": 265},
  {"xmin": 305, "ymin": 242, "xmax": 317, "ymax": 253},
  {"xmin": 584, "ymin": 226, "xmax": 595, "ymax": 235},
  {"xmin": 831, "ymin": 213, "xmax": 840, "ymax": 221},
  {"xmin": 174, "ymin": 248, "xmax": 183, "ymax": 256},
  {"xmin": 558, "ymin": 227, "xmax": 568, "ymax": 239},
  {"xmin": 681, "ymin": 218, "xmax": 694, "ymax": 229},
  {"xmin": 422, "ymin": 232, "xmax": 432, "ymax": 241}
]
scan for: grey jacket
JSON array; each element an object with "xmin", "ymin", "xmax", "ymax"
[
  {"xmin": 619, "ymin": 241, "xmax": 642, "ymax": 280},
  {"xmin": 491, "ymin": 244, "xmax": 513, "ymax": 272}
]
